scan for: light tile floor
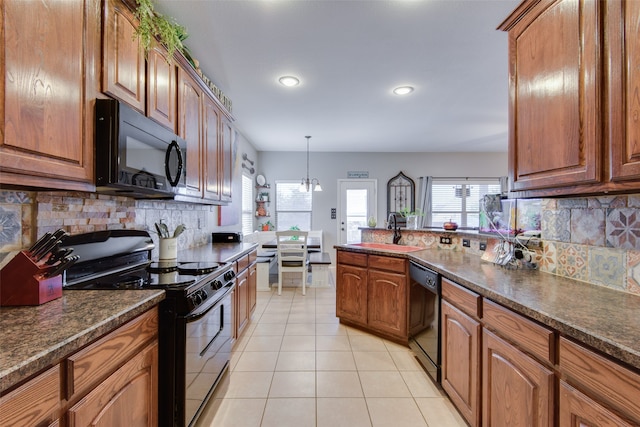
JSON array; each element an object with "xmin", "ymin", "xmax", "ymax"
[{"xmin": 195, "ymin": 285, "xmax": 467, "ymax": 427}]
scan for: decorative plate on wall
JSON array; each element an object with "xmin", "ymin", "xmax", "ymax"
[{"xmin": 256, "ymin": 175, "xmax": 266, "ymax": 186}]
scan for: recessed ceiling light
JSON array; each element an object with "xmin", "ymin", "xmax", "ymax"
[
  {"xmin": 279, "ymin": 76, "xmax": 300, "ymax": 87},
  {"xmin": 393, "ymin": 86, "xmax": 414, "ymax": 95}
]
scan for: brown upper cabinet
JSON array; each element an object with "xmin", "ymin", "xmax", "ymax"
[
  {"xmin": 1, "ymin": 0, "xmax": 233, "ymax": 202},
  {"xmin": 103, "ymin": 0, "xmax": 146, "ymax": 113},
  {"xmin": 0, "ymin": 0, "xmax": 98, "ymax": 192},
  {"xmin": 499, "ymin": 0, "xmax": 640, "ymax": 198},
  {"xmin": 147, "ymin": 42, "xmax": 178, "ymax": 133}
]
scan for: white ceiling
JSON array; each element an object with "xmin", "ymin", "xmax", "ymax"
[{"xmin": 154, "ymin": 0, "xmax": 519, "ymax": 153}]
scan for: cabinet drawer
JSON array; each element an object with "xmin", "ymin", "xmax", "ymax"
[
  {"xmin": 0, "ymin": 365, "xmax": 60, "ymax": 427},
  {"xmin": 559, "ymin": 337, "xmax": 640, "ymax": 423},
  {"xmin": 338, "ymin": 251, "xmax": 367, "ymax": 267},
  {"xmin": 369, "ymin": 255, "xmax": 405, "ymax": 273},
  {"xmin": 441, "ymin": 278, "xmax": 481, "ymax": 319},
  {"xmin": 237, "ymin": 254, "xmax": 250, "ymax": 272},
  {"xmin": 66, "ymin": 307, "xmax": 158, "ymax": 400},
  {"xmin": 483, "ymin": 300, "xmax": 554, "ymax": 364}
]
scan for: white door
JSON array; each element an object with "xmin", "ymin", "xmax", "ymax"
[{"xmin": 337, "ymin": 179, "xmax": 377, "ymax": 244}]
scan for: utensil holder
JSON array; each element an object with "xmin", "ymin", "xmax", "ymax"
[
  {"xmin": 159, "ymin": 238, "xmax": 177, "ymax": 260},
  {"xmin": 0, "ymin": 251, "xmax": 63, "ymax": 306}
]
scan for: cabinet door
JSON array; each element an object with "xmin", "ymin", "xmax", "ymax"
[
  {"xmin": 482, "ymin": 329, "xmax": 554, "ymax": 427},
  {"xmin": 203, "ymin": 95, "xmax": 222, "ymax": 201},
  {"xmin": 441, "ymin": 300, "xmax": 481, "ymax": 427},
  {"xmin": 248, "ymin": 263, "xmax": 257, "ymax": 315},
  {"xmin": 236, "ymin": 269, "xmax": 249, "ymax": 337},
  {"xmin": 220, "ymin": 116, "xmax": 234, "ymax": 203},
  {"xmin": 67, "ymin": 341, "xmax": 158, "ymax": 427},
  {"xmin": 102, "ymin": 0, "xmax": 145, "ymax": 112},
  {"xmin": 609, "ymin": 0, "xmax": 640, "ymax": 182},
  {"xmin": 1, "ymin": 0, "xmax": 93, "ymax": 189},
  {"xmin": 336, "ymin": 264, "xmax": 368, "ymax": 326},
  {"xmin": 146, "ymin": 42, "xmax": 176, "ymax": 132},
  {"xmin": 0, "ymin": 365, "xmax": 60, "ymax": 427},
  {"xmin": 367, "ymin": 269, "xmax": 407, "ymax": 339},
  {"xmin": 559, "ymin": 381, "xmax": 636, "ymax": 427},
  {"xmin": 177, "ymin": 67, "xmax": 204, "ymax": 199},
  {"xmin": 501, "ymin": 0, "xmax": 600, "ymax": 192}
]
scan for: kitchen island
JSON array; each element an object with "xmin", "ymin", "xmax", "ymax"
[
  {"xmin": 336, "ymin": 243, "xmax": 640, "ymax": 426},
  {"xmin": 337, "ymin": 243, "xmax": 640, "ymax": 369}
]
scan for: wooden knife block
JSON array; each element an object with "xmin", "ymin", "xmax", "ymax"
[{"xmin": 0, "ymin": 250, "xmax": 63, "ymax": 306}]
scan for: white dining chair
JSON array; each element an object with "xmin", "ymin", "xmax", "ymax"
[{"xmin": 276, "ymin": 230, "xmax": 309, "ymax": 295}]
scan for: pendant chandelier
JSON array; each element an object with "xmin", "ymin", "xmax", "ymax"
[{"xmin": 301, "ymin": 136, "xmax": 322, "ymax": 192}]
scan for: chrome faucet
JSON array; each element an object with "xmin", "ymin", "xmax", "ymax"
[{"xmin": 388, "ymin": 213, "xmax": 402, "ymax": 244}]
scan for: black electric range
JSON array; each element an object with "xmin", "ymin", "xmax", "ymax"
[{"xmin": 61, "ymin": 230, "xmax": 235, "ymax": 427}]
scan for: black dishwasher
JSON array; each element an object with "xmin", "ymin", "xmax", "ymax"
[{"xmin": 408, "ymin": 261, "xmax": 441, "ymax": 383}]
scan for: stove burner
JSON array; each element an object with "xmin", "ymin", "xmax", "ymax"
[
  {"xmin": 147, "ymin": 262, "xmax": 179, "ymax": 274},
  {"xmin": 178, "ymin": 262, "xmax": 220, "ymax": 275}
]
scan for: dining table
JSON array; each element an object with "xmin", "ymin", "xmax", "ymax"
[{"xmin": 261, "ymin": 237, "xmax": 322, "ymax": 250}]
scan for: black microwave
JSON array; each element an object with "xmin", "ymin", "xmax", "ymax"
[{"xmin": 95, "ymin": 98, "xmax": 186, "ymax": 199}]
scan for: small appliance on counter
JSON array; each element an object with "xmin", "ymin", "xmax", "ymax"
[{"xmin": 211, "ymin": 232, "xmax": 243, "ymax": 243}]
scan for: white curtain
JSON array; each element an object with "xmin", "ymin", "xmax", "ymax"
[{"xmin": 417, "ymin": 176, "xmax": 433, "ymax": 228}]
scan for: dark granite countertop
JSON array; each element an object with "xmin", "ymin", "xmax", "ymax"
[
  {"xmin": 0, "ymin": 243, "xmax": 255, "ymax": 394},
  {"xmin": 336, "ymin": 244, "xmax": 640, "ymax": 371},
  {"xmin": 0, "ymin": 289, "xmax": 164, "ymax": 393},
  {"xmin": 179, "ymin": 242, "xmax": 258, "ymax": 264}
]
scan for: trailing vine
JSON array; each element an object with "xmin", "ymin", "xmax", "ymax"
[{"xmin": 134, "ymin": 0, "xmax": 187, "ymax": 62}]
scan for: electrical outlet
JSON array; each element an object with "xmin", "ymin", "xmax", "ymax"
[
  {"xmin": 440, "ymin": 236, "xmax": 452, "ymax": 245},
  {"xmin": 462, "ymin": 239, "xmax": 470, "ymax": 247},
  {"xmin": 479, "ymin": 242, "xmax": 487, "ymax": 251}
]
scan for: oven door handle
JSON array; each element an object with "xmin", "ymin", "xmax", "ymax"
[{"xmin": 183, "ymin": 284, "xmax": 234, "ymax": 322}]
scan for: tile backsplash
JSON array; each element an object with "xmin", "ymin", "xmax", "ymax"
[
  {"xmin": 3, "ymin": 190, "xmax": 640, "ymax": 296},
  {"xmin": 362, "ymin": 194, "xmax": 640, "ymax": 297},
  {"xmin": 0, "ymin": 190, "xmax": 217, "ymax": 262}
]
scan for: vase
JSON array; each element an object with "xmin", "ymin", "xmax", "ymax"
[{"xmin": 406, "ymin": 215, "xmax": 418, "ymax": 230}]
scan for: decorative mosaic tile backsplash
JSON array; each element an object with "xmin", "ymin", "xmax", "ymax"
[
  {"xmin": 0, "ymin": 190, "xmax": 217, "ymax": 263},
  {"xmin": 363, "ymin": 194, "xmax": 640, "ymax": 296}
]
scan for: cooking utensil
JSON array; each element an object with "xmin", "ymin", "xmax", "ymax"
[
  {"xmin": 173, "ymin": 224, "xmax": 186, "ymax": 238},
  {"xmin": 46, "ymin": 247, "xmax": 73, "ymax": 265},
  {"xmin": 159, "ymin": 222, "xmax": 170, "ymax": 238},
  {"xmin": 28, "ymin": 232, "xmax": 52, "ymax": 254},
  {"xmin": 31, "ymin": 236, "xmax": 57, "ymax": 260},
  {"xmin": 35, "ymin": 238, "xmax": 65, "ymax": 263},
  {"xmin": 45, "ymin": 255, "xmax": 79, "ymax": 278}
]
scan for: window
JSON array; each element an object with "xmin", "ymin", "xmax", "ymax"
[
  {"xmin": 430, "ymin": 179, "xmax": 502, "ymax": 228},
  {"xmin": 241, "ymin": 174, "xmax": 254, "ymax": 235},
  {"xmin": 275, "ymin": 181, "xmax": 312, "ymax": 230}
]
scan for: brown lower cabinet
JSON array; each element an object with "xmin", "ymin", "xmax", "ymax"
[
  {"xmin": 336, "ymin": 250, "xmax": 409, "ymax": 342},
  {"xmin": 559, "ymin": 382, "xmax": 636, "ymax": 427},
  {"xmin": 441, "ymin": 299, "xmax": 481, "ymax": 427},
  {"xmin": 0, "ymin": 307, "xmax": 159, "ymax": 427},
  {"xmin": 233, "ymin": 249, "xmax": 258, "ymax": 342},
  {"xmin": 442, "ymin": 276, "xmax": 640, "ymax": 426},
  {"xmin": 482, "ymin": 329, "xmax": 554, "ymax": 426}
]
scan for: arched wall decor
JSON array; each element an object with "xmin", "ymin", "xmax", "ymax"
[{"xmin": 387, "ymin": 171, "xmax": 415, "ymax": 226}]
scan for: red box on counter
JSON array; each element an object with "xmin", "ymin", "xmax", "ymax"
[{"xmin": 0, "ymin": 251, "xmax": 63, "ymax": 306}]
